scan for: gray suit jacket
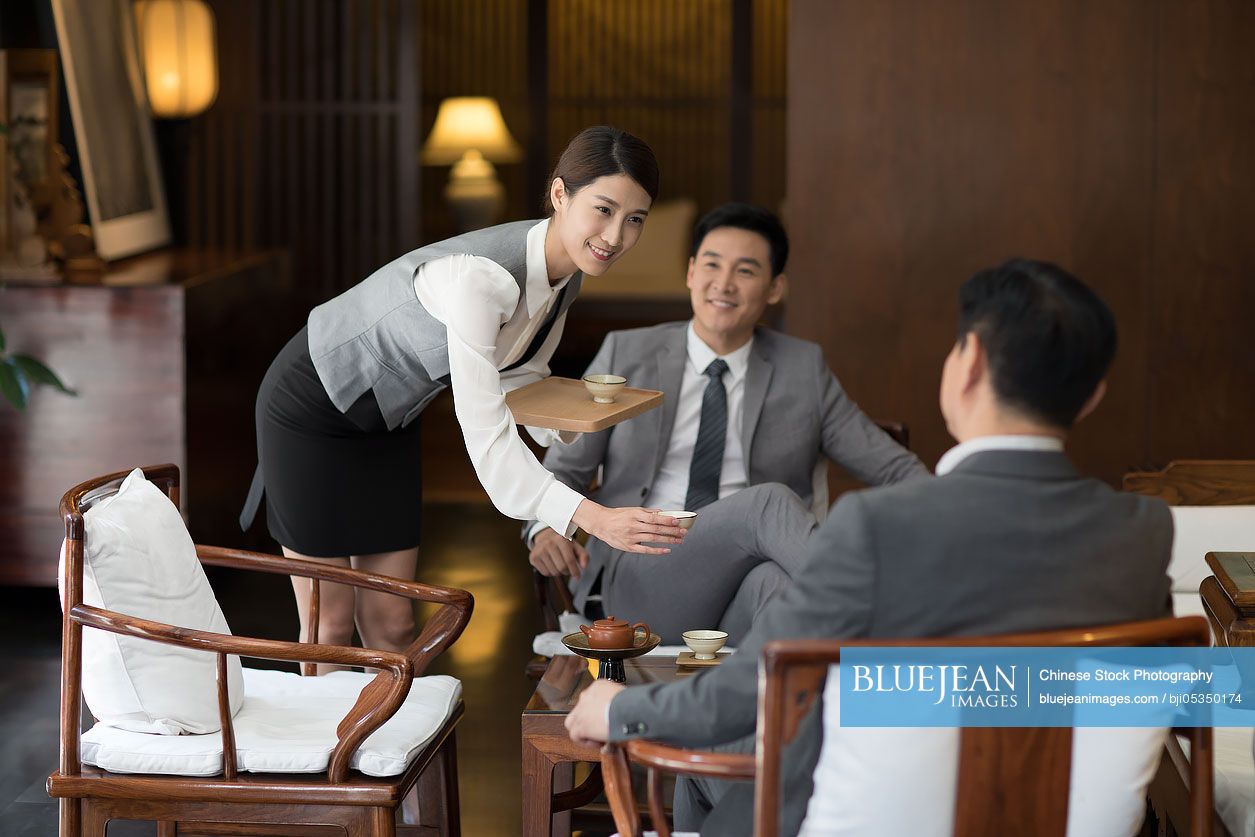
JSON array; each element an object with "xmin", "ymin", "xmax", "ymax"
[
  {"xmin": 527, "ymin": 321, "xmax": 928, "ymax": 604},
  {"xmin": 609, "ymin": 450, "xmax": 1174, "ymax": 836}
]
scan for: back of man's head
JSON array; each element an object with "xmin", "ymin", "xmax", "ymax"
[
  {"xmin": 958, "ymin": 259, "xmax": 1117, "ymax": 429},
  {"xmin": 691, "ymin": 203, "xmax": 789, "ymax": 277}
]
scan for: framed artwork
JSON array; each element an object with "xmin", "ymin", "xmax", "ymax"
[{"xmin": 50, "ymin": 0, "xmax": 169, "ymax": 260}]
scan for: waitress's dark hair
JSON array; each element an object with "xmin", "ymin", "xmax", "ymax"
[{"xmin": 542, "ymin": 125, "xmax": 660, "ymax": 215}]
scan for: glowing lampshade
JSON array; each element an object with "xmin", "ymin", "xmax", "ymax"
[
  {"xmin": 421, "ymin": 97, "xmax": 522, "ymax": 231},
  {"xmin": 134, "ymin": 0, "xmax": 219, "ymax": 118},
  {"xmin": 421, "ymin": 97, "xmax": 522, "ymax": 165}
]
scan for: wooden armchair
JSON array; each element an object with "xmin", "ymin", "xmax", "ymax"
[
  {"xmin": 47, "ymin": 464, "xmax": 474, "ymax": 837},
  {"xmin": 602, "ymin": 617, "xmax": 1214, "ymax": 837}
]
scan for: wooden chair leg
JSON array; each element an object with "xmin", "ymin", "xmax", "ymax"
[
  {"xmin": 59, "ymin": 797, "xmax": 81, "ymax": 837},
  {"xmin": 418, "ymin": 729, "xmax": 461, "ymax": 836},
  {"xmin": 81, "ymin": 800, "xmax": 109, "ymax": 837},
  {"xmin": 157, "ymin": 821, "xmax": 178, "ymax": 836},
  {"xmin": 345, "ymin": 806, "xmax": 396, "ymax": 836}
]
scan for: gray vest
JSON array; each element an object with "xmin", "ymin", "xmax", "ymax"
[{"xmin": 307, "ymin": 219, "xmax": 583, "ymax": 430}]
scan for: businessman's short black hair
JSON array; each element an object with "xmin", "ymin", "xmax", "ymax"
[
  {"xmin": 957, "ymin": 259, "xmax": 1117, "ymax": 429},
  {"xmin": 691, "ymin": 203, "xmax": 789, "ymax": 277}
]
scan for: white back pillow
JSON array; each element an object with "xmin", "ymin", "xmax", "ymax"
[
  {"xmin": 1168, "ymin": 505, "xmax": 1255, "ymax": 593},
  {"xmin": 59, "ymin": 469, "xmax": 244, "ymax": 734},
  {"xmin": 798, "ymin": 666, "xmax": 1167, "ymax": 837}
]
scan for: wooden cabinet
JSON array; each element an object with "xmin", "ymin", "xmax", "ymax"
[{"xmin": 0, "ymin": 249, "xmax": 292, "ymax": 585}]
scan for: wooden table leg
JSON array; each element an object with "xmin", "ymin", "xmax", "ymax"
[
  {"xmin": 551, "ymin": 761, "xmax": 573, "ymax": 837},
  {"xmin": 521, "ymin": 734, "xmax": 558, "ymax": 837}
]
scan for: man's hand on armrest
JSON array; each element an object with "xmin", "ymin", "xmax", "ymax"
[
  {"xmin": 565, "ymin": 679, "xmax": 622, "ymax": 747},
  {"xmin": 529, "ymin": 527, "xmax": 589, "ymax": 580}
]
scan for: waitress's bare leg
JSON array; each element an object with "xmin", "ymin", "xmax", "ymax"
[
  {"xmin": 285, "ymin": 547, "xmax": 355, "ymax": 675},
  {"xmin": 351, "ymin": 548, "xmax": 420, "ymax": 653}
]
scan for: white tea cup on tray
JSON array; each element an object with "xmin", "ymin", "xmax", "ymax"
[{"xmin": 583, "ymin": 374, "xmax": 627, "ymax": 403}]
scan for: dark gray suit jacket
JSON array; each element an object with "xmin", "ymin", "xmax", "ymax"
[
  {"xmin": 608, "ymin": 449, "xmax": 1174, "ymax": 836},
  {"xmin": 527, "ymin": 321, "xmax": 928, "ymax": 605}
]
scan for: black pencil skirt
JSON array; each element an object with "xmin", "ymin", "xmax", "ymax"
[{"xmin": 240, "ymin": 327, "xmax": 423, "ymax": 557}]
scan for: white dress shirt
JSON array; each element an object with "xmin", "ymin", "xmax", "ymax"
[
  {"xmin": 644, "ymin": 323, "xmax": 752, "ymax": 510},
  {"xmin": 934, "ymin": 434, "xmax": 1065, "ymax": 475},
  {"xmin": 528, "ymin": 323, "xmax": 752, "ymax": 547},
  {"xmin": 413, "ymin": 218, "xmax": 584, "ymax": 538}
]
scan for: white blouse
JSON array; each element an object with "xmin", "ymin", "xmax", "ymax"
[{"xmin": 413, "ymin": 218, "xmax": 584, "ymax": 538}]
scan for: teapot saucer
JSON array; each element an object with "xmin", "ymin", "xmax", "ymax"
[{"xmin": 561, "ymin": 631, "xmax": 662, "ymax": 659}]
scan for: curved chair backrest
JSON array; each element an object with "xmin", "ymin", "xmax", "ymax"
[
  {"xmin": 57, "ymin": 463, "xmax": 182, "ymax": 785},
  {"xmin": 755, "ymin": 617, "xmax": 1214, "ymax": 837},
  {"xmin": 1123, "ymin": 460, "xmax": 1255, "ymax": 506}
]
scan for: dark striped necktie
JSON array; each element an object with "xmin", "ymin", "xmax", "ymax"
[
  {"xmin": 502, "ymin": 280, "xmax": 573, "ymax": 373},
  {"xmin": 684, "ymin": 359, "xmax": 730, "ymax": 511}
]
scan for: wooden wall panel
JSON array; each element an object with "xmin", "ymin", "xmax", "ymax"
[
  {"xmin": 550, "ymin": 0, "xmax": 733, "ymax": 213},
  {"xmin": 419, "ymin": 0, "xmax": 529, "ymax": 242},
  {"xmin": 175, "ymin": 0, "xmax": 419, "ymax": 307},
  {"xmin": 419, "ymin": 0, "xmax": 788, "ymax": 241},
  {"xmin": 1147, "ymin": 0, "xmax": 1255, "ymax": 463},
  {"xmin": 0, "ymin": 289, "xmax": 184, "ymax": 575},
  {"xmin": 788, "ymin": 0, "xmax": 1254, "ymax": 483},
  {"xmin": 1051, "ymin": 2, "xmax": 1156, "ymax": 482},
  {"xmin": 752, "ymin": 0, "xmax": 787, "ymax": 207}
]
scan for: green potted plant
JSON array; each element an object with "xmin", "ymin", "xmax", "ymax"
[{"xmin": 0, "ymin": 322, "xmax": 75, "ymax": 409}]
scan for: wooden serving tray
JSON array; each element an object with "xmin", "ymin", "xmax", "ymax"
[{"xmin": 506, "ymin": 376, "xmax": 663, "ymax": 432}]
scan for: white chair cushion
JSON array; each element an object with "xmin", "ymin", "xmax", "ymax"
[
  {"xmin": 798, "ymin": 667, "xmax": 1167, "ymax": 837},
  {"xmin": 80, "ymin": 667, "xmax": 462, "ymax": 778},
  {"xmin": 59, "ymin": 468, "xmax": 244, "ymax": 734},
  {"xmin": 1168, "ymin": 506, "xmax": 1255, "ymax": 593},
  {"xmin": 1180, "ymin": 727, "xmax": 1255, "ymax": 837}
]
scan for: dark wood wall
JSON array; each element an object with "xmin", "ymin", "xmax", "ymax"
[
  {"xmin": 419, "ymin": 0, "xmax": 787, "ymax": 243},
  {"xmin": 173, "ymin": 0, "xmax": 421, "ymax": 309},
  {"xmin": 787, "ymin": 0, "xmax": 1255, "ymax": 484},
  {"xmin": 169, "ymin": 0, "xmax": 787, "ymax": 301}
]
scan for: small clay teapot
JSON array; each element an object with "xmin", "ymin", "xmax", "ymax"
[{"xmin": 579, "ymin": 616, "xmax": 650, "ymax": 649}]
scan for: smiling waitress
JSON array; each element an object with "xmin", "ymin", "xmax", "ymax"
[{"xmin": 240, "ymin": 126, "xmax": 686, "ymax": 664}]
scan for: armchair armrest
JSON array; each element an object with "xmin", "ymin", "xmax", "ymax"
[
  {"xmin": 601, "ymin": 740, "xmax": 755, "ymax": 837},
  {"xmin": 622, "ymin": 740, "xmax": 756, "ymax": 780},
  {"xmin": 194, "ymin": 545, "xmax": 474, "ymax": 676},
  {"xmin": 69, "ymin": 603, "xmax": 414, "ymax": 783},
  {"xmin": 195, "ymin": 545, "xmax": 467, "ymax": 606},
  {"xmin": 71, "ymin": 603, "xmax": 410, "ymax": 671}
]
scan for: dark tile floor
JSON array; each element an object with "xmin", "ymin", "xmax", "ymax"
[{"xmin": 0, "ymin": 502, "xmax": 552, "ymax": 836}]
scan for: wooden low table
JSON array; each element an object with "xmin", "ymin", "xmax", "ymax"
[{"xmin": 521, "ymin": 654, "xmax": 691, "ymax": 836}]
